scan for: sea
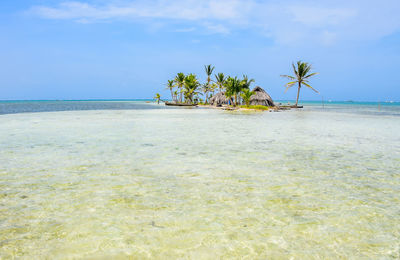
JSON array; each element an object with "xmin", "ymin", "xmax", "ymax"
[{"xmin": 0, "ymin": 100, "xmax": 399, "ymax": 258}]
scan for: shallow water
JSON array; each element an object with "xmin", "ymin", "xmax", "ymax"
[{"xmin": 0, "ymin": 102, "xmax": 400, "ymax": 258}]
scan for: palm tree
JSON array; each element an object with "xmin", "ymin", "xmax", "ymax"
[
  {"xmin": 225, "ymin": 90, "xmax": 234, "ymax": 106},
  {"xmin": 225, "ymin": 76, "xmax": 242, "ymax": 106},
  {"xmin": 281, "ymin": 61, "xmax": 319, "ymax": 106},
  {"xmin": 214, "ymin": 73, "xmax": 225, "ymax": 92},
  {"xmin": 154, "ymin": 93, "xmax": 161, "ymax": 104},
  {"xmin": 241, "ymin": 75, "xmax": 255, "ymax": 90},
  {"xmin": 210, "ymin": 82, "xmax": 218, "ymax": 97},
  {"xmin": 205, "ymin": 64, "xmax": 215, "ymax": 84},
  {"xmin": 201, "ymin": 83, "xmax": 211, "ymax": 104},
  {"xmin": 241, "ymin": 89, "xmax": 254, "ymax": 106},
  {"xmin": 183, "ymin": 74, "xmax": 200, "ymax": 104},
  {"xmin": 240, "ymin": 75, "xmax": 255, "ymax": 105},
  {"xmin": 204, "ymin": 64, "xmax": 215, "ymax": 103},
  {"xmin": 175, "ymin": 72, "xmax": 186, "ymax": 103},
  {"xmin": 166, "ymin": 80, "xmax": 176, "ymax": 102}
]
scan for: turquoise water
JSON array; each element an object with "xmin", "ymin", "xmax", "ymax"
[
  {"xmin": 0, "ymin": 100, "xmax": 173, "ymax": 115},
  {"xmin": 0, "ymin": 101, "xmax": 399, "ymax": 258}
]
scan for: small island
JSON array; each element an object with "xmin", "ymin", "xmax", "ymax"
[{"xmin": 155, "ymin": 61, "xmax": 318, "ymax": 111}]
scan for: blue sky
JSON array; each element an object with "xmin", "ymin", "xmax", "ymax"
[{"xmin": 0, "ymin": 0, "xmax": 399, "ymax": 101}]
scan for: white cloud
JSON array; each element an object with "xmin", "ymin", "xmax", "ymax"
[
  {"xmin": 29, "ymin": 0, "xmax": 400, "ymax": 45},
  {"xmin": 203, "ymin": 23, "xmax": 230, "ymax": 35},
  {"xmin": 320, "ymin": 31, "xmax": 337, "ymax": 46},
  {"xmin": 287, "ymin": 6, "xmax": 356, "ymax": 27},
  {"xmin": 30, "ymin": 0, "xmax": 247, "ymax": 21},
  {"xmin": 174, "ymin": 27, "xmax": 196, "ymax": 33}
]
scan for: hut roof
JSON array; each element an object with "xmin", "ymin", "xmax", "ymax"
[
  {"xmin": 210, "ymin": 92, "xmax": 231, "ymax": 105},
  {"xmin": 250, "ymin": 86, "xmax": 275, "ymax": 106}
]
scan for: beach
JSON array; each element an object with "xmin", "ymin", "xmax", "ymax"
[{"xmin": 0, "ymin": 101, "xmax": 399, "ymax": 258}]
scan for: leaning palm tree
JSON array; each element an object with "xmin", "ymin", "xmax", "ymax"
[
  {"xmin": 214, "ymin": 73, "xmax": 225, "ymax": 92},
  {"xmin": 166, "ymin": 80, "xmax": 176, "ymax": 102},
  {"xmin": 241, "ymin": 89, "xmax": 254, "ymax": 106},
  {"xmin": 281, "ymin": 61, "xmax": 319, "ymax": 106},
  {"xmin": 154, "ymin": 93, "xmax": 161, "ymax": 104},
  {"xmin": 174, "ymin": 72, "xmax": 186, "ymax": 103}
]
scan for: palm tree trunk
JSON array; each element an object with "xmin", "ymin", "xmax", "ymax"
[
  {"xmin": 179, "ymin": 86, "xmax": 183, "ymax": 103},
  {"xmin": 295, "ymin": 82, "xmax": 301, "ymax": 106}
]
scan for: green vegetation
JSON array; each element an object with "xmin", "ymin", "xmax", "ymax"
[
  {"xmin": 183, "ymin": 74, "xmax": 200, "ymax": 104},
  {"xmin": 159, "ymin": 65, "xmax": 257, "ymax": 105},
  {"xmin": 281, "ymin": 61, "xmax": 319, "ymax": 106},
  {"xmin": 215, "ymin": 73, "xmax": 226, "ymax": 92},
  {"xmin": 157, "ymin": 61, "xmax": 319, "ymax": 108},
  {"xmin": 166, "ymin": 80, "xmax": 176, "ymax": 102},
  {"xmin": 241, "ymin": 89, "xmax": 254, "ymax": 106},
  {"xmin": 175, "ymin": 72, "xmax": 185, "ymax": 103},
  {"xmin": 239, "ymin": 105, "xmax": 272, "ymax": 110},
  {"xmin": 154, "ymin": 93, "xmax": 161, "ymax": 104},
  {"xmin": 225, "ymin": 76, "xmax": 242, "ymax": 106},
  {"xmin": 203, "ymin": 64, "xmax": 215, "ymax": 104}
]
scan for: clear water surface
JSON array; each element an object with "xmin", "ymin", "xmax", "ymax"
[{"xmin": 0, "ymin": 101, "xmax": 399, "ymax": 258}]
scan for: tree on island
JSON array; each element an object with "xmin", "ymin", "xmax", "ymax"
[
  {"xmin": 204, "ymin": 64, "xmax": 215, "ymax": 103},
  {"xmin": 214, "ymin": 73, "xmax": 226, "ymax": 92},
  {"xmin": 240, "ymin": 75, "xmax": 255, "ymax": 105},
  {"xmin": 210, "ymin": 82, "xmax": 218, "ymax": 98},
  {"xmin": 281, "ymin": 61, "xmax": 319, "ymax": 106},
  {"xmin": 241, "ymin": 75, "xmax": 255, "ymax": 90},
  {"xmin": 225, "ymin": 76, "xmax": 243, "ymax": 106},
  {"xmin": 154, "ymin": 93, "xmax": 161, "ymax": 104},
  {"xmin": 166, "ymin": 80, "xmax": 176, "ymax": 102},
  {"xmin": 241, "ymin": 89, "xmax": 254, "ymax": 106},
  {"xmin": 162, "ymin": 65, "xmax": 262, "ymax": 107},
  {"xmin": 183, "ymin": 74, "xmax": 200, "ymax": 104},
  {"xmin": 175, "ymin": 72, "xmax": 186, "ymax": 103},
  {"xmin": 201, "ymin": 83, "xmax": 211, "ymax": 104}
]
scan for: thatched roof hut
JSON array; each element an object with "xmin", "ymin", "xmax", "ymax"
[
  {"xmin": 249, "ymin": 86, "xmax": 275, "ymax": 106},
  {"xmin": 210, "ymin": 92, "xmax": 233, "ymax": 106}
]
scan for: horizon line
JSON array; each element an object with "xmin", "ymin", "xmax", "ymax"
[{"xmin": 0, "ymin": 99, "xmax": 399, "ymax": 103}]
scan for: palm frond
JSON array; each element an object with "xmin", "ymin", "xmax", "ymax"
[
  {"xmin": 284, "ymin": 85, "xmax": 294, "ymax": 93},
  {"xmin": 304, "ymin": 72, "xmax": 319, "ymax": 79},
  {"xmin": 302, "ymin": 82, "xmax": 319, "ymax": 93},
  {"xmin": 285, "ymin": 81, "xmax": 296, "ymax": 87},
  {"xmin": 292, "ymin": 62, "xmax": 299, "ymax": 77},
  {"xmin": 204, "ymin": 64, "xmax": 215, "ymax": 76},
  {"xmin": 280, "ymin": 75, "xmax": 296, "ymax": 80}
]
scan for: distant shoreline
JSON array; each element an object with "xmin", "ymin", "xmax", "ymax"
[{"xmin": 0, "ymin": 99, "xmax": 399, "ymax": 104}]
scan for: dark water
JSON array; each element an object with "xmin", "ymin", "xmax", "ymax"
[{"xmin": 0, "ymin": 100, "xmax": 175, "ymax": 115}]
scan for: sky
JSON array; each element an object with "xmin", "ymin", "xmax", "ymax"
[{"xmin": 0, "ymin": 0, "xmax": 400, "ymax": 101}]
